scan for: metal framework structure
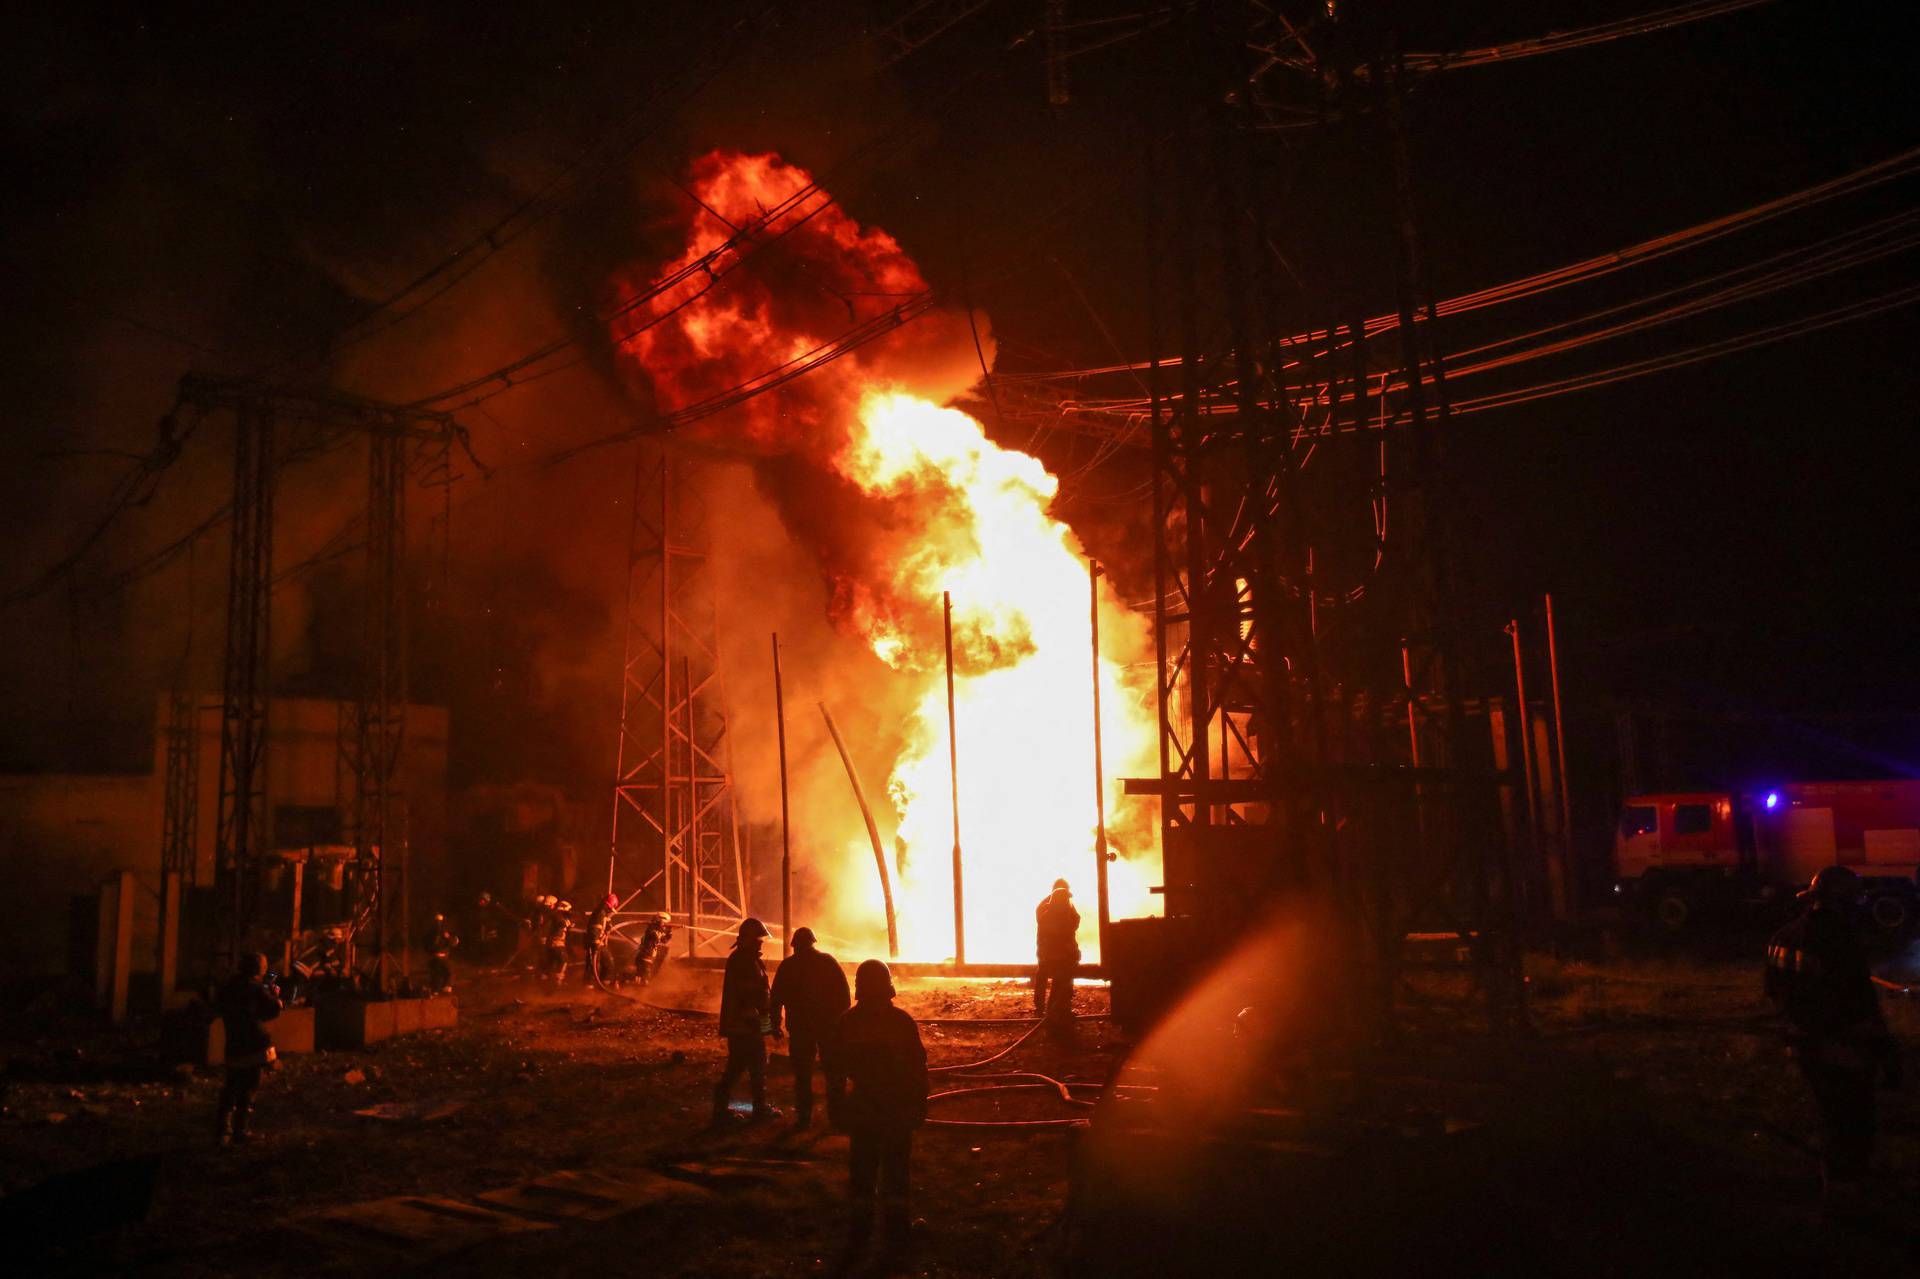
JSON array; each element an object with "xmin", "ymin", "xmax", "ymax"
[
  {"xmin": 608, "ymin": 441, "xmax": 749, "ymax": 956},
  {"xmin": 1121, "ymin": 3, "xmax": 1525, "ymax": 1029},
  {"xmin": 215, "ymin": 400, "xmax": 276, "ymax": 974},
  {"xmin": 176, "ymin": 375, "xmax": 462, "ymax": 985},
  {"xmin": 160, "ymin": 685, "xmax": 201, "ymax": 883},
  {"xmin": 342, "ymin": 426, "xmax": 413, "ymax": 987}
]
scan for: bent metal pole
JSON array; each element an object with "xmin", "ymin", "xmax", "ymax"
[
  {"xmin": 819, "ymin": 702, "xmax": 899, "ymax": 958},
  {"xmin": 773, "ymin": 634, "xmax": 792, "ymax": 958},
  {"xmin": 944, "ymin": 591, "xmax": 965, "ymax": 964}
]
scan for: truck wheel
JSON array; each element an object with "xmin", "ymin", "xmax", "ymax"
[
  {"xmin": 1653, "ymin": 892, "xmax": 1692, "ymax": 931},
  {"xmin": 1867, "ymin": 892, "xmax": 1913, "ymax": 936}
]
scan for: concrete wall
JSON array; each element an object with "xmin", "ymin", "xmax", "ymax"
[
  {"xmin": 0, "ymin": 773, "xmax": 159, "ymax": 976},
  {"xmin": 2, "ymin": 695, "xmax": 448, "ymax": 979}
]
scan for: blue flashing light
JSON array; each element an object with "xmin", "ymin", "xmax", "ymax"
[{"xmin": 1763, "ymin": 790, "xmax": 1781, "ymax": 811}]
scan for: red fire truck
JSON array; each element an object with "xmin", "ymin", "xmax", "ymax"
[{"xmin": 1612, "ymin": 780, "xmax": 1920, "ymax": 936}]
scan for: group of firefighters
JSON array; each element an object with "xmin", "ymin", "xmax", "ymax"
[
  {"xmin": 207, "ymin": 865, "xmax": 1899, "ymax": 1253},
  {"xmin": 209, "ymin": 878, "xmax": 1088, "ymax": 1259},
  {"xmin": 430, "ymin": 890, "xmax": 678, "ymax": 987}
]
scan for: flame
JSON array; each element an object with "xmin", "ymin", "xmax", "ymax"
[
  {"xmin": 833, "ymin": 391, "xmax": 1162, "ymax": 960},
  {"xmin": 616, "ymin": 151, "xmax": 1161, "ymax": 960}
]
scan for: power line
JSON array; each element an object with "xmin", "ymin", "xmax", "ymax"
[{"xmin": 270, "ymin": 8, "xmax": 776, "ymax": 377}]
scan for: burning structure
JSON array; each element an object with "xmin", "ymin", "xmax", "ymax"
[{"xmin": 603, "ymin": 151, "xmax": 1162, "ymax": 964}]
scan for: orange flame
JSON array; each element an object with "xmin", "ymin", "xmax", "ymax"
[{"xmin": 616, "ymin": 151, "xmax": 1161, "ymax": 960}]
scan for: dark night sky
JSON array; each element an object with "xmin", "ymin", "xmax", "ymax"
[{"xmin": 1, "ymin": 1, "xmax": 1915, "ymax": 793}]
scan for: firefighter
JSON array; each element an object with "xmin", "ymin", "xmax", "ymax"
[
  {"xmin": 824, "ymin": 959, "xmax": 928, "ymax": 1259},
  {"xmin": 426, "ymin": 913, "xmax": 460, "ymax": 993},
  {"xmin": 1034, "ymin": 878, "xmax": 1082, "ymax": 1022},
  {"xmin": 711, "ymin": 917, "xmax": 779, "ymax": 1124},
  {"xmin": 523, "ymin": 894, "xmax": 557, "ymax": 973},
  {"xmin": 636, "ymin": 911, "xmax": 673, "ymax": 986},
  {"xmin": 585, "ymin": 892, "xmax": 618, "ymax": 986},
  {"xmin": 472, "ymin": 891, "xmax": 508, "ymax": 964},
  {"xmin": 215, "ymin": 953, "xmax": 283, "ymax": 1146},
  {"xmin": 769, "ymin": 925, "xmax": 852, "ymax": 1129},
  {"xmin": 1765, "ymin": 865, "xmax": 1903, "ymax": 1192},
  {"xmin": 542, "ymin": 900, "xmax": 573, "ymax": 982}
]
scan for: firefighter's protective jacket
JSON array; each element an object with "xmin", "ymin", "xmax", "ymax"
[
  {"xmin": 770, "ymin": 948, "xmax": 852, "ymax": 1039},
  {"xmin": 1765, "ymin": 905, "xmax": 1898, "ymax": 1066},
  {"xmin": 217, "ymin": 974, "xmax": 283, "ymax": 1065},
  {"xmin": 1036, "ymin": 889, "xmax": 1082, "ymax": 966},
  {"xmin": 825, "ymin": 1000, "xmax": 928, "ymax": 1135},
  {"xmin": 718, "ymin": 944, "xmax": 770, "ymax": 1037}
]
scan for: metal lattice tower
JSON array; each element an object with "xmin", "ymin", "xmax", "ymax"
[
  {"xmin": 608, "ymin": 441, "xmax": 749, "ymax": 955},
  {"xmin": 213, "ymin": 401, "xmax": 276, "ymax": 972},
  {"xmin": 161, "ymin": 686, "xmax": 201, "ymax": 883},
  {"xmin": 343, "ymin": 426, "xmax": 412, "ymax": 986},
  {"xmin": 178, "ymin": 375, "xmax": 462, "ymax": 986},
  {"xmin": 1121, "ymin": 2, "xmax": 1525, "ymax": 1029}
]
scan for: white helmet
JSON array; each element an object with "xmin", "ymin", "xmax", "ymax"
[
  {"xmin": 656, "ymin": 911, "xmax": 671, "ymax": 924},
  {"xmin": 555, "ymin": 900, "xmax": 573, "ymax": 914}
]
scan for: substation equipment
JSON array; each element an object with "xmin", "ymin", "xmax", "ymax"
[
  {"xmin": 605, "ymin": 441, "xmax": 753, "ymax": 957},
  {"xmin": 158, "ymin": 375, "xmax": 467, "ymax": 993},
  {"xmin": 1071, "ymin": 1, "xmax": 1532, "ymax": 1034}
]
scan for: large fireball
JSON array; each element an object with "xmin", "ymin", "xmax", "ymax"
[{"xmin": 616, "ymin": 151, "xmax": 1161, "ymax": 960}]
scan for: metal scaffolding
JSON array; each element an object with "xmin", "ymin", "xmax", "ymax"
[{"xmin": 608, "ymin": 441, "xmax": 749, "ymax": 955}]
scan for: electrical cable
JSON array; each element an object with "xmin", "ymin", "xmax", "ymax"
[
  {"xmin": 1254, "ymin": 0, "xmax": 1780, "ymax": 78},
  {"xmin": 273, "ymin": 8, "xmax": 776, "ymax": 377}
]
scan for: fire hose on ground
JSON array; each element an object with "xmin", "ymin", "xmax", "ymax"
[{"xmin": 586, "ymin": 964, "xmax": 1102, "ymax": 1131}]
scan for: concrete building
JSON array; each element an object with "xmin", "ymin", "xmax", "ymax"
[{"xmin": 0, "ymin": 695, "xmax": 447, "ymax": 981}]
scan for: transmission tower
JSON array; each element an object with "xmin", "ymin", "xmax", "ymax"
[
  {"xmin": 608, "ymin": 441, "xmax": 750, "ymax": 956},
  {"xmin": 1113, "ymin": 2, "xmax": 1524, "ymax": 1031},
  {"xmin": 176, "ymin": 375, "xmax": 464, "ymax": 986}
]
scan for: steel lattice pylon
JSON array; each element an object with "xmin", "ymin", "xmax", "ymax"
[
  {"xmin": 161, "ymin": 685, "xmax": 201, "ymax": 883},
  {"xmin": 177, "ymin": 375, "xmax": 462, "ymax": 988},
  {"xmin": 342, "ymin": 427, "xmax": 411, "ymax": 987},
  {"xmin": 213, "ymin": 402, "xmax": 276, "ymax": 973},
  {"xmin": 608, "ymin": 441, "xmax": 750, "ymax": 956},
  {"xmin": 1115, "ymin": 2, "xmax": 1525, "ymax": 1032}
]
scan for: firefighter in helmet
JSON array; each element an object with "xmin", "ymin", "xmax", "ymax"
[
  {"xmin": 215, "ymin": 953, "xmax": 283, "ymax": 1146},
  {"xmin": 585, "ymin": 892, "xmax": 619, "ymax": 986},
  {"xmin": 824, "ymin": 959, "xmax": 928, "ymax": 1260},
  {"xmin": 712, "ymin": 917, "xmax": 779, "ymax": 1124},
  {"xmin": 769, "ymin": 925, "xmax": 852, "ymax": 1128},
  {"xmin": 542, "ymin": 900, "xmax": 573, "ymax": 982},
  {"xmin": 426, "ymin": 913, "xmax": 460, "ymax": 993},
  {"xmin": 1034, "ymin": 878, "xmax": 1082, "ymax": 1022},
  {"xmin": 636, "ymin": 911, "xmax": 673, "ymax": 986},
  {"xmin": 1765, "ymin": 865, "xmax": 1903, "ymax": 1193}
]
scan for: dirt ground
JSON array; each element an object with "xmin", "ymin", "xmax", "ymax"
[{"xmin": 3, "ymin": 948, "xmax": 1918, "ymax": 1276}]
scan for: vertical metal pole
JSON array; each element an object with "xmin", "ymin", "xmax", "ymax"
[
  {"xmin": 659, "ymin": 453, "xmax": 672, "ymax": 918},
  {"xmin": 1089, "ymin": 560, "xmax": 1110, "ymax": 951},
  {"xmin": 1399, "ymin": 643, "xmax": 1421, "ymax": 765},
  {"xmin": 683, "ymin": 655, "xmax": 697, "ymax": 958},
  {"xmin": 1543, "ymin": 592, "xmax": 1576, "ymax": 914},
  {"xmin": 773, "ymin": 634, "xmax": 792, "ymax": 958},
  {"xmin": 944, "ymin": 591, "xmax": 965, "ymax": 964},
  {"xmin": 1506, "ymin": 619, "xmax": 1548, "ymax": 921}
]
